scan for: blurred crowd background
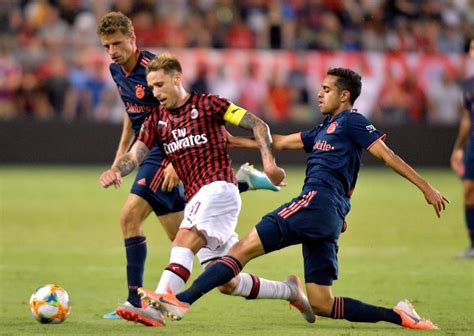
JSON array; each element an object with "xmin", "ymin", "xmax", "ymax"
[{"xmin": 1, "ymin": 0, "xmax": 473, "ymax": 126}]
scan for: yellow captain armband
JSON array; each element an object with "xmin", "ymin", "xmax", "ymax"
[{"xmin": 224, "ymin": 103, "xmax": 247, "ymax": 126}]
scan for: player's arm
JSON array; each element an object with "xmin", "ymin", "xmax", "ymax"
[
  {"xmin": 368, "ymin": 139, "xmax": 449, "ymax": 218},
  {"xmin": 224, "ymin": 104, "xmax": 285, "ymax": 185},
  {"xmin": 450, "ymin": 109, "xmax": 470, "ymax": 176},
  {"xmin": 99, "ymin": 141, "xmax": 150, "ymax": 189},
  {"xmin": 227, "ymin": 131, "xmax": 304, "ymax": 151},
  {"xmin": 111, "ymin": 115, "xmax": 135, "ymax": 167}
]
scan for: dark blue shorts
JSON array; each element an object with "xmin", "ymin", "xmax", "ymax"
[
  {"xmin": 130, "ymin": 151, "xmax": 185, "ymax": 216},
  {"xmin": 464, "ymin": 140, "xmax": 474, "ymax": 180},
  {"xmin": 255, "ymin": 187, "xmax": 349, "ymax": 286}
]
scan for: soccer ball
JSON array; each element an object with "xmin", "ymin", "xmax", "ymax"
[{"xmin": 29, "ymin": 284, "xmax": 71, "ymax": 324}]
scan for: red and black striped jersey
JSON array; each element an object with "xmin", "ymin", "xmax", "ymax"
[{"xmin": 138, "ymin": 93, "xmax": 238, "ymax": 200}]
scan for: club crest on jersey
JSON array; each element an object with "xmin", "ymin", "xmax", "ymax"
[
  {"xmin": 135, "ymin": 84, "xmax": 145, "ymax": 99},
  {"xmin": 190, "ymin": 107, "xmax": 199, "ymax": 119},
  {"xmin": 327, "ymin": 122, "xmax": 338, "ymax": 134}
]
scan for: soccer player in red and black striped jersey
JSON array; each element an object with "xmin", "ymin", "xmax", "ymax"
[
  {"xmin": 97, "ymin": 12, "xmax": 281, "ymax": 324},
  {"xmin": 101, "ymin": 54, "xmax": 315, "ymax": 327}
]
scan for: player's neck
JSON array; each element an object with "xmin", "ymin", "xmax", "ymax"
[
  {"xmin": 175, "ymin": 88, "xmax": 191, "ymax": 108},
  {"xmin": 329, "ymin": 104, "xmax": 352, "ymax": 120},
  {"xmin": 122, "ymin": 49, "xmax": 140, "ymax": 73}
]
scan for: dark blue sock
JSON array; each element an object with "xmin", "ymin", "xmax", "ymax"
[
  {"xmin": 238, "ymin": 181, "xmax": 249, "ymax": 193},
  {"xmin": 177, "ymin": 255, "xmax": 242, "ymax": 305},
  {"xmin": 465, "ymin": 205, "xmax": 474, "ymax": 247},
  {"xmin": 331, "ymin": 297, "xmax": 402, "ymax": 325},
  {"xmin": 125, "ymin": 236, "xmax": 147, "ymax": 307}
]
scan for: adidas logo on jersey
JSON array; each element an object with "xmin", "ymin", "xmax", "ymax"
[{"xmin": 137, "ymin": 178, "xmax": 147, "ymax": 186}]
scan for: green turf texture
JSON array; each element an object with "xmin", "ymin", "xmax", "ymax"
[{"xmin": 1, "ymin": 166, "xmax": 473, "ymax": 335}]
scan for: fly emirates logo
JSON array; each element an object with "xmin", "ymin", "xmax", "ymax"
[{"xmin": 163, "ymin": 128, "xmax": 208, "ymax": 154}]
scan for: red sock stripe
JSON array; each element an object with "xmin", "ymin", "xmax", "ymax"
[
  {"xmin": 219, "ymin": 256, "xmax": 241, "ymax": 276},
  {"xmin": 278, "ymin": 191, "xmax": 317, "ymax": 219},
  {"xmin": 125, "ymin": 239, "xmax": 147, "ymax": 249},
  {"xmin": 331, "ymin": 297, "xmax": 344, "ymax": 319},
  {"xmin": 246, "ymin": 274, "xmax": 260, "ymax": 300},
  {"xmin": 165, "ymin": 263, "xmax": 191, "ymax": 282}
]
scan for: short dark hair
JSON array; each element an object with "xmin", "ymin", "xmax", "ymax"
[
  {"xmin": 96, "ymin": 12, "xmax": 134, "ymax": 37},
  {"xmin": 327, "ymin": 68, "xmax": 362, "ymax": 105}
]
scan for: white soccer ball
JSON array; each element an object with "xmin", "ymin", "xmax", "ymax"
[{"xmin": 29, "ymin": 284, "xmax": 71, "ymax": 324}]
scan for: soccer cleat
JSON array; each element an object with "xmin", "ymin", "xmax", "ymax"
[
  {"xmin": 284, "ymin": 275, "xmax": 316, "ymax": 323},
  {"xmin": 103, "ymin": 310, "xmax": 122, "ymax": 320},
  {"xmin": 138, "ymin": 288, "xmax": 189, "ymax": 320},
  {"xmin": 457, "ymin": 247, "xmax": 474, "ymax": 259},
  {"xmin": 393, "ymin": 300, "xmax": 439, "ymax": 330},
  {"xmin": 236, "ymin": 162, "xmax": 280, "ymax": 192},
  {"xmin": 103, "ymin": 299, "xmax": 147, "ymax": 320},
  {"xmin": 115, "ymin": 303, "xmax": 165, "ymax": 327}
]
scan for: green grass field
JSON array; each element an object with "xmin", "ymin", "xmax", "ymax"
[{"xmin": 1, "ymin": 166, "xmax": 473, "ymax": 335}]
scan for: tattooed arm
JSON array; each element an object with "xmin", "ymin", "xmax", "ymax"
[
  {"xmin": 99, "ymin": 141, "xmax": 150, "ymax": 189},
  {"xmin": 237, "ymin": 112, "xmax": 285, "ymax": 186}
]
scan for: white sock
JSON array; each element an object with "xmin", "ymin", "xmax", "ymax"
[
  {"xmin": 230, "ymin": 273, "xmax": 292, "ymax": 300},
  {"xmin": 155, "ymin": 246, "xmax": 194, "ymax": 294}
]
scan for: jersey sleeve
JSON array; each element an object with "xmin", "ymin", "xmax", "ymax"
[
  {"xmin": 138, "ymin": 107, "xmax": 159, "ymax": 149},
  {"xmin": 301, "ymin": 126, "xmax": 319, "ymax": 153},
  {"xmin": 346, "ymin": 112, "xmax": 386, "ymax": 149},
  {"xmin": 209, "ymin": 94, "xmax": 231, "ymax": 121}
]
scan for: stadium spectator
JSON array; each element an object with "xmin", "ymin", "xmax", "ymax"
[
  {"xmin": 146, "ymin": 67, "xmax": 448, "ymax": 331},
  {"xmin": 427, "ymin": 69, "xmax": 463, "ymax": 125},
  {"xmin": 1, "ymin": 0, "xmax": 472, "ymax": 122},
  {"xmin": 450, "ymin": 38, "xmax": 474, "ymax": 259}
]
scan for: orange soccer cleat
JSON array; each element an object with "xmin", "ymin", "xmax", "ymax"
[{"xmin": 393, "ymin": 300, "xmax": 439, "ymax": 330}]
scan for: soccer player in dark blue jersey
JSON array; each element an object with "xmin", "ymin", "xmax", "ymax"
[
  {"xmin": 149, "ymin": 67, "xmax": 449, "ymax": 330},
  {"xmin": 96, "ymin": 12, "xmax": 279, "ymax": 322},
  {"xmin": 451, "ymin": 38, "xmax": 474, "ymax": 258}
]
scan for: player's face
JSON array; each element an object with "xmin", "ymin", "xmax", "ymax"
[
  {"xmin": 318, "ymin": 75, "xmax": 344, "ymax": 115},
  {"xmin": 100, "ymin": 31, "xmax": 136, "ymax": 66},
  {"xmin": 147, "ymin": 70, "xmax": 181, "ymax": 109}
]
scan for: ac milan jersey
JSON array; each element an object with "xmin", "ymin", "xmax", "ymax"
[
  {"xmin": 300, "ymin": 110, "xmax": 385, "ymax": 199},
  {"xmin": 110, "ymin": 49, "xmax": 165, "ymax": 165},
  {"xmin": 139, "ymin": 93, "xmax": 238, "ymax": 201}
]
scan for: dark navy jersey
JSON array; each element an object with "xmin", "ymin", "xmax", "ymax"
[
  {"xmin": 109, "ymin": 50, "xmax": 156, "ymax": 136},
  {"xmin": 138, "ymin": 93, "xmax": 237, "ymax": 201},
  {"xmin": 301, "ymin": 109, "xmax": 385, "ymax": 199},
  {"xmin": 463, "ymin": 77, "xmax": 474, "ymax": 132},
  {"xmin": 110, "ymin": 49, "xmax": 165, "ymax": 165}
]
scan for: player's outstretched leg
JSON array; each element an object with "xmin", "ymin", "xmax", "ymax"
[
  {"xmin": 284, "ymin": 275, "xmax": 316, "ymax": 323},
  {"xmin": 236, "ymin": 162, "xmax": 280, "ymax": 192},
  {"xmin": 115, "ymin": 302, "xmax": 166, "ymax": 327},
  {"xmin": 393, "ymin": 300, "xmax": 439, "ymax": 330}
]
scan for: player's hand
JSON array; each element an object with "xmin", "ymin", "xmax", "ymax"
[
  {"xmin": 450, "ymin": 149, "xmax": 465, "ymax": 177},
  {"xmin": 162, "ymin": 163, "xmax": 180, "ymax": 192},
  {"xmin": 423, "ymin": 185, "xmax": 449, "ymax": 218},
  {"xmin": 264, "ymin": 163, "xmax": 286, "ymax": 187},
  {"xmin": 99, "ymin": 168, "xmax": 122, "ymax": 189}
]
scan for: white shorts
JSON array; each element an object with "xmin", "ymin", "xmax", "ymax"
[{"xmin": 180, "ymin": 181, "xmax": 241, "ymax": 264}]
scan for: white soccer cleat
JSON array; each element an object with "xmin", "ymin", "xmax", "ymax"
[
  {"xmin": 236, "ymin": 162, "xmax": 280, "ymax": 192},
  {"xmin": 284, "ymin": 275, "xmax": 316, "ymax": 323}
]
